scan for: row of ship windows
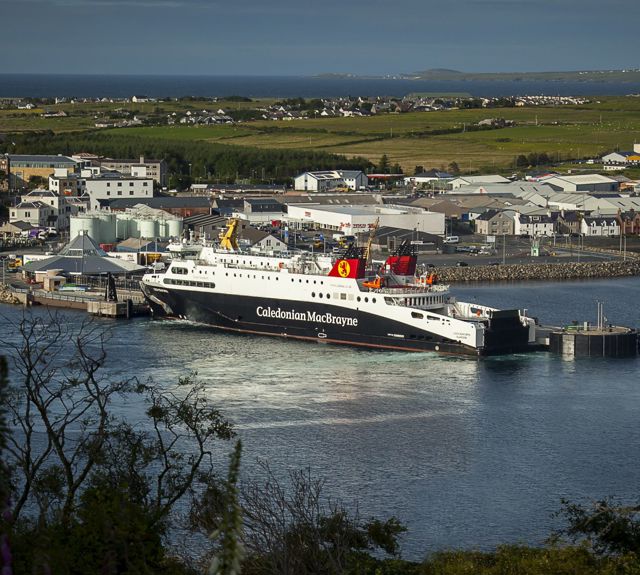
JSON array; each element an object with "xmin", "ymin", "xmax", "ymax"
[
  {"xmin": 310, "ymin": 292, "xmax": 377, "ymax": 304},
  {"xmin": 172, "ymin": 267, "xmax": 327, "ymax": 285},
  {"xmin": 164, "ymin": 278, "xmax": 215, "ymax": 288}
]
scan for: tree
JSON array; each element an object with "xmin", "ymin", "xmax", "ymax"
[
  {"xmin": 413, "ymin": 165, "xmax": 425, "ymax": 175},
  {"xmin": 553, "ymin": 497, "xmax": 640, "ymax": 556},
  {"xmin": 0, "ymin": 357, "xmax": 12, "ymax": 575},
  {"xmin": 1, "ymin": 312, "xmax": 234, "ymax": 573},
  {"xmin": 192, "ymin": 460, "xmax": 406, "ymax": 575},
  {"xmin": 377, "ymin": 154, "xmax": 390, "ymax": 174},
  {"xmin": 447, "ymin": 161, "xmax": 460, "ymax": 176},
  {"xmin": 28, "ymin": 175, "xmax": 46, "ymax": 189}
]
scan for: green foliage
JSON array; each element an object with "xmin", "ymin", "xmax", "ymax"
[
  {"xmin": 209, "ymin": 440, "xmax": 244, "ymax": 575},
  {"xmin": 220, "ymin": 96, "xmax": 253, "ymax": 102},
  {"xmin": 555, "ymin": 498, "xmax": 640, "ymax": 556},
  {"xmin": 1, "ymin": 314, "xmax": 234, "ymax": 574},
  {"xmin": 377, "ymin": 154, "xmax": 390, "ymax": 173},
  {"xmin": 8, "ymin": 129, "xmax": 371, "ymax": 184}
]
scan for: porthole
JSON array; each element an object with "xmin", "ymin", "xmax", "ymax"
[
  {"xmin": 372, "ymin": 298, "xmax": 376, "ymax": 303},
  {"xmin": 319, "ymin": 293, "xmax": 323, "ymax": 299},
  {"xmin": 357, "ymin": 296, "xmax": 361, "ymax": 302},
  {"xmin": 312, "ymin": 292, "xmax": 316, "ymax": 297},
  {"xmin": 326, "ymin": 294, "xmax": 331, "ymax": 299},
  {"xmin": 364, "ymin": 297, "xmax": 368, "ymax": 303}
]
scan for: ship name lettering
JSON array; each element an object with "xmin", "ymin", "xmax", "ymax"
[{"xmin": 256, "ymin": 306, "xmax": 358, "ymax": 327}]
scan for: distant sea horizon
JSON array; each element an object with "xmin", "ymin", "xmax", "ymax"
[{"xmin": 2, "ymin": 73, "xmax": 640, "ymax": 99}]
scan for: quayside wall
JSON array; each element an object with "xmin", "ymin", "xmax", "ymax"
[{"xmin": 436, "ymin": 260, "xmax": 640, "ymax": 283}]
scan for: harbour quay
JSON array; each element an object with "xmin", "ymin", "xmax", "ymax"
[
  {"xmin": 549, "ymin": 325, "xmax": 638, "ymax": 358},
  {"xmin": 1, "ymin": 280, "xmax": 148, "ymax": 318}
]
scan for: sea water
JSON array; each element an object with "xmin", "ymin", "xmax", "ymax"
[{"xmin": 1, "ymin": 277, "xmax": 639, "ymax": 558}]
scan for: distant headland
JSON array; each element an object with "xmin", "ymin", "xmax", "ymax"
[{"xmin": 313, "ymin": 68, "xmax": 640, "ymax": 83}]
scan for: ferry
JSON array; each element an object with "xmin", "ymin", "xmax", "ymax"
[{"xmin": 140, "ymin": 220, "xmax": 540, "ymax": 356}]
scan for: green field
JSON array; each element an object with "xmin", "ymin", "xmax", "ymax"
[{"xmin": 3, "ymin": 96, "xmax": 640, "ymax": 173}]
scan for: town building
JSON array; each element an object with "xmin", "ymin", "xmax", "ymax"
[
  {"xmin": 449, "ymin": 175, "xmax": 511, "ymax": 189},
  {"xmin": 95, "ymin": 155, "xmax": 167, "ymax": 187},
  {"xmin": 616, "ymin": 210, "xmax": 640, "ymax": 235},
  {"xmin": 236, "ymin": 197, "xmax": 285, "ymax": 224},
  {"xmin": 284, "ymin": 204, "xmax": 444, "ymax": 235},
  {"xmin": 7, "ymin": 154, "xmax": 80, "ymax": 189},
  {"xmin": 239, "ymin": 226, "xmax": 288, "ymax": 253},
  {"xmin": 581, "ymin": 216, "xmax": 620, "ymax": 237},
  {"xmin": 104, "ymin": 196, "xmax": 212, "ymax": 217},
  {"xmin": 541, "ymin": 174, "xmax": 619, "ymax": 193},
  {"xmin": 601, "ymin": 151, "xmax": 640, "ymax": 171},
  {"xmin": 84, "ymin": 172, "xmax": 154, "ymax": 210},
  {"xmin": 403, "ymin": 170, "xmax": 454, "ymax": 186},
  {"xmin": 9, "ymin": 200, "xmax": 50, "ymax": 228},
  {"xmin": 48, "ymin": 169, "xmax": 86, "ymax": 196},
  {"xmin": 17, "ymin": 189, "xmax": 88, "ymax": 230},
  {"xmin": 293, "ymin": 170, "xmax": 368, "ymax": 192},
  {"xmin": 473, "ymin": 209, "xmax": 517, "ymax": 236},
  {"xmin": 516, "ymin": 213, "xmax": 555, "ymax": 236}
]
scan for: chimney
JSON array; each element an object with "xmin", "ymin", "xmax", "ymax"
[{"xmin": 140, "ymin": 155, "xmax": 145, "ymax": 164}]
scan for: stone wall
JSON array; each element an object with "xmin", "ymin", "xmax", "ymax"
[{"xmin": 435, "ymin": 260, "xmax": 640, "ymax": 283}]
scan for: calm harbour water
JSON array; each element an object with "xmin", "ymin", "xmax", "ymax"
[
  {"xmin": 2, "ymin": 74, "xmax": 640, "ymax": 99},
  {"xmin": 1, "ymin": 277, "xmax": 640, "ymax": 559}
]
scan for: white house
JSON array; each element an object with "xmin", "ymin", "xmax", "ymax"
[
  {"xmin": 10, "ymin": 200, "xmax": 50, "ymax": 228},
  {"xmin": 293, "ymin": 170, "xmax": 368, "ymax": 192},
  {"xmin": 581, "ymin": 216, "xmax": 620, "ymax": 237},
  {"xmin": 515, "ymin": 213, "xmax": 555, "ymax": 237},
  {"xmin": 17, "ymin": 189, "xmax": 90, "ymax": 230}
]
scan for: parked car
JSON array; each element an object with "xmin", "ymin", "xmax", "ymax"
[{"xmin": 456, "ymin": 261, "xmax": 469, "ymax": 267}]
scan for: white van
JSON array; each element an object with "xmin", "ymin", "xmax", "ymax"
[{"xmin": 444, "ymin": 236, "xmax": 459, "ymax": 244}]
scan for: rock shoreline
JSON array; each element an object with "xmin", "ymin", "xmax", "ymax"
[
  {"xmin": 0, "ymin": 284, "xmax": 21, "ymax": 305},
  {"xmin": 436, "ymin": 260, "xmax": 640, "ymax": 283}
]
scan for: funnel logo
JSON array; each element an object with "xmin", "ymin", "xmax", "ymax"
[{"xmin": 337, "ymin": 260, "xmax": 351, "ymax": 278}]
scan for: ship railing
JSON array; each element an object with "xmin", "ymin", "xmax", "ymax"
[{"xmin": 365, "ymin": 284, "xmax": 449, "ymax": 295}]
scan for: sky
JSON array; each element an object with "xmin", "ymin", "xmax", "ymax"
[{"xmin": 1, "ymin": 0, "xmax": 639, "ymax": 76}]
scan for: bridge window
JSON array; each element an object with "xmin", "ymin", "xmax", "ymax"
[{"xmin": 411, "ymin": 311, "xmax": 424, "ymax": 319}]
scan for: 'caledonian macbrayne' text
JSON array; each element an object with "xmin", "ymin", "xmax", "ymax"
[{"xmin": 256, "ymin": 306, "xmax": 358, "ymax": 327}]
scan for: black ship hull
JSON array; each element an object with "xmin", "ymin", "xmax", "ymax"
[{"xmin": 142, "ymin": 284, "xmax": 540, "ymax": 356}]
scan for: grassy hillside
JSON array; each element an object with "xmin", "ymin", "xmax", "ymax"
[{"xmin": 3, "ymin": 96, "xmax": 640, "ymax": 173}]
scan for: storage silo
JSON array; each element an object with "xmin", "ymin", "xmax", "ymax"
[
  {"xmin": 116, "ymin": 215, "xmax": 133, "ymax": 240},
  {"xmin": 97, "ymin": 212, "xmax": 116, "ymax": 244},
  {"xmin": 138, "ymin": 218, "xmax": 157, "ymax": 239},
  {"xmin": 167, "ymin": 218, "xmax": 183, "ymax": 239},
  {"xmin": 70, "ymin": 215, "xmax": 99, "ymax": 241}
]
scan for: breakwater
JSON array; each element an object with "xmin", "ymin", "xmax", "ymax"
[{"xmin": 437, "ymin": 260, "xmax": 640, "ymax": 283}]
